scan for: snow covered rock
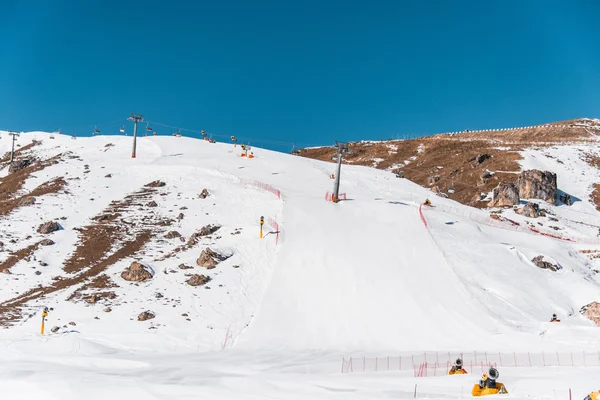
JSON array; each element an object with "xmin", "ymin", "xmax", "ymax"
[
  {"xmin": 39, "ymin": 239, "xmax": 55, "ymax": 246},
  {"xmin": 531, "ymin": 255, "xmax": 561, "ymax": 272},
  {"xmin": 489, "ymin": 182, "xmax": 519, "ymax": 207},
  {"xmin": 146, "ymin": 201, "xmax": 158, "ymax": 207},
  {"xmin": 37, "ymin": 221, "xmax": 61, "ymax": 234},
  {"xmin": 137, "ymin": 311, "xmax": 155, "ymax": 321},
  {"xmin": 196, "ymin": 248, "xmax": 230, "ymax": 269},
  {"xmin": 121, "ymin": 262, "xmax": 153, "ymax": 282},
  {"xmin": 518, "ymin": 170, "xmax": 557, "ymax": 205},
  {"xmin": 199, "ymin": 188, "xmax": 210, "ymax": 199},
  {"xmin": 186, "ymin": 274, "xmax": 211, "ymax": 287},
  {"xmin": 8, "ymin": 159, "xmax": 32, "ymax": 174},
  {"xmin": 51, "ymin": 326, "xmax": 60, "ymax": 333},
  {"xmin": 178, "ymin": 263, "xmax": 193, "ymax": 270}
]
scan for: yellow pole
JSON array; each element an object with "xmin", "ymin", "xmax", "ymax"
[
  {"xmin": 260, "ymin": 217, "xmax": 264, "ymax": 238},
  {"xmin": 41, "ymin": 311, "xmax": 47, "ymax": 335}
]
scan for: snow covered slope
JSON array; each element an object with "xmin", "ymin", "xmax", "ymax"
[{"xmin": 1, "ymin": 131, "xmax": 600, "ymax": 399}]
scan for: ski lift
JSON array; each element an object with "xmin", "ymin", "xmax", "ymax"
[
  {"xmin": 93, "ymin": 125, "xmax": 100, "ymax": 134},
  {"xmin": 119, "ymin": 126, "xmax": 125, "ymax": 133},
  {"xmin": 146, "ymin": 123, "xmax": 153, "ymax": 132},
  {"xmin": 201, "ymin": 130, "xmax": 207, "ymax": 141},
  {"xmin": 173, "ymin": 129, "xmax": 182, "ymax": 137},
  {"xmin": 71, "ymin": 133, "xmax": 77, "ymax": 140}
]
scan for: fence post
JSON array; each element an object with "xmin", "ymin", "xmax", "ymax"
[
  {"xmin": 363, "ymin": 356, "xmax": 366, "ymax": 371},
  {"xmin": 485, "ymin": 351, "xmax": 488, "ymax": 364},
  {"xmin": 542, "ymin": 352, "xmax": 546, "ymax": 366},
  {"xmin": 528, "ymin": 352, "xmax": 532, "ymax": 367},
  {"xmin": 569, "ymin": 388, "xmax": 572, "ymax": 400},
  {"xmin": 414, "ymin": 384, "xmax": 417, "ymax": 399},
  {"xmin": 375, "ymin": 357, "xmax": 378, "ymax": 372},
  {"xmin": 387, "ymin": 356, "xmax": 390, "ymax": 371},
  {"xmin": 399, "ymin": 356, "xmax": 402, "ymax": 370}
]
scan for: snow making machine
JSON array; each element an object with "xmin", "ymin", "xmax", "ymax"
[
  {"xmin": 448, "ymin": 358, "xmax": 467, "ymax": 375},
  {"xmin": 584, "ymin": 390, "xmax": 600, "ymax": 400},
  {"xmin": 471, "ymin": 367, "xmax": 508, "ymax": 396}
]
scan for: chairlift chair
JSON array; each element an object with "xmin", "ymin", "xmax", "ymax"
[
  {"xmin": 448, "ymin": 182, "xmax": 456, "ymax": 194},
  {"xmin": 93, "ymin": 125, "xmax": 100, "ymax": 134},
  {"xmin": 119, "ymin": 126, "xmax": 125, "ymax": 133},
  {"xmin": 146, "ymin": 123, "xmax": 153, "ymax": 132}
]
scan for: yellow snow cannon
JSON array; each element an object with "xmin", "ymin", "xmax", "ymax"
[
  {"xmin": 471, "ymin": 368, "xmax": 508, "ymax": 396},
  {"xmin": 584, "ymin": 390, "xmax": 600, "ymax": 400},
  {"xmin": 448, "ymin": 358, "xmax": 467, "ymax": 375},
  {"xmin": 550, "ymin": 313, "xmax": 561, "ymax": 323}
]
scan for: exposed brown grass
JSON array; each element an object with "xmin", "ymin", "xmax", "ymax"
[
  {"xmin": 0, "ymin": 231, "xmax": 151, "ymax": 326},
  {"xmin": 0, "ymin": 241, "xmax": 43, "ymax": 273},
  {"xmin": 591, "ymin": 184, "xmax": 600, "ymax": 211}
]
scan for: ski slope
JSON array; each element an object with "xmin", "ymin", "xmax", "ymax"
[{"xmin": 1, "ymin": 131, "xmax": 600, "ymax": 399}]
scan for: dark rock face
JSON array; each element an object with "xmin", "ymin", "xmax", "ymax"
[
  {"xmin": 146, "ymin": 201, "xmax": 158, "ymax": 207},
  {"xmin": 37, "ymin": 221, "xmax": 61, "ymax": 234},
  {"xmin": 518, "ymin": 170, "xmax": 557, "ymax": 205},
  {"xmin": 164, "ymin": 231, "xmax": 182, "ymax": 239},
  {"xmin": 489, "ymin": 182, "xmax": 519, "ymax": 207},
  {"xmin": 199, "ymin": 189, "xmax": 210, "ymax": 199},
  {"xmin": 40, "ymin": 239, "xmax": 55, "ymax": 246}
]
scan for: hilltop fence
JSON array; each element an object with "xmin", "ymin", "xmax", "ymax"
[
  {"xmin": 341, "ymin": 350, "xmax": 600, "ymax": 375},
  {"xmin": 238, "ymin": 177, "xmax": 281, "ymax": 199}
]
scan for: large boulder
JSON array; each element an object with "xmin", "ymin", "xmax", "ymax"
[
  {"xmin": 489, "ymin": 182, "xmax": 519, "ymax": 207},
  {"xmin": 19, "ymin": 196, "xmax": 36, "ymax": 206},
  {"xmin": 199, "ymin": 189, "xmax": 210, "ymax": 199},
  {"xmin": 196, "ymin": 248, "xmax": 230, "ymax": 269},
  {"xmin": 144, "ymin": 180, "xmax": 166, "ymax": 188},
  {"xmin": 186, "ymin": 274, "xmax": 211, "ymax": 287},
  {"xmin": 8, "ymin": 159, "xmax": 32, "ymax": 174},
  {"xmin": 121, "ymin": 261, "xmax": 153, "ymax": 282},
  {"xmin": 138, "ymin": 311, "xmax": 155, "ymax": 321},
  {"xmin": 518, "ymin": 170, "xmax": 557, "ymax": 205},
  {"xmin": 518, "ymin": 202, "xmax": 540, "ymax": 218},
  {"xmin": 37, "ymin": 221, "xmax": 61, "ymax": 234}
]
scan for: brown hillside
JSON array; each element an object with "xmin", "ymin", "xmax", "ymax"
[{"xmin": 298, "ymin": 119, "xmax": 600, "ymax": 207}]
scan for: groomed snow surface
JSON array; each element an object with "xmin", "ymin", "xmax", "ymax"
[{"xmin": 1, "ymin": 132, "xmax": 600, "ymax": 399}]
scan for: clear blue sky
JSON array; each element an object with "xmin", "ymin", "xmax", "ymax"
[{"xmin": 1, "ymin": 1, "xmax": 599, "ymax": 151}]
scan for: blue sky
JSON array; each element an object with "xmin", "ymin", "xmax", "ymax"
[{"xmin": 1, "ymin": 1, "xmax": 599, "ymax": 151}]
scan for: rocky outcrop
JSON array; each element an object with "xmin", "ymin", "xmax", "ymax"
[
  {"xmin": 40, "ymin": 239, "xmax": 55, "ymax": 246},
  {"xmin": 531, "ymin": 255, "xmax": 561, "ymax": 272},
  {"xmin": 146, "ymin": 201, "xmax": 158, "ymax": 207},
  {"xmin": 177, "ymin": 213, "xmax": 184, "ymax": 221},
  {"xmin": 471, "ymin": 154, "xmax": 491, "ymax": 167},
  {"xmin": 187, "ymin": 225, "xmax": 221, "ymax": 245},
  {"xmin": 178, "ymin": 263, "xmax": 194, "ymax": 270},
  {"xmin": 86, "ymin": 291, "xmax": 117, "ymax": 304},
  {"xmin": 518, "ymin": 170, "xmax": 557, "ymax": 205},
  {"xmin": 121, "ymin": 262, "xmax": 153, "ymax": 282},
  {"xmin": 199, "ymin": 189, "xmax": 210, "ymax": 199},
  {"xmin": 164, "ymin": 231, "xmax": 182, "ymax": 239},
  {"xmin": 138, "ymin": 311, "xmax": 155, "ymax": 321},
  {"xmin": 581, "ymin": 302, "xmax": 600, "ymax": 327},
  {"xmin": 144, "ymin": 180, "xmax": 166, "ymax": 188},
  {"xmin": 427, "ymin": 175, "xmax": 440, "ymax": 186},
  {"xmin": 196, "ymin": 248, "xmax": 230, "ymax": 269},
  {"xmin": 37, "ymin": 221, "xmax": 61, "ymax": 234},
  {"xmin": 8, "ymin": 159, "xmax": 32, "ymax": 174},
  {"xmin": 489, "ymin": 182, "xmax": 519, "ymax": 207},
  {"xmin": 518, "ymin": 202, "xmax": 540, "ymax": 218},
  {"xmin": 19, "ymin": 196, "xmax": 36, "ymax": 206},
  {"xmin": 186, "ymin": 274, "xmax": 211, "ymax": 287},
  {"xmin": 51, "ymin": 326, "xmax": 60, "ymax": 333}
]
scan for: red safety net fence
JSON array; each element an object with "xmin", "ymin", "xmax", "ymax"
[
  {"xmin": 341, "ymin": 350, "xmax": 600, "ymax": 374},
  {"xmin": 238, "ymin": 177, "xmax": 281, "ymax": 199}
]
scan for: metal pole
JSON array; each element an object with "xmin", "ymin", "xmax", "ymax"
[
  {"xmin": 332, "ymin": 141, "xmax": 347, "ymax": 203},
  {"xmin": 132, "ymin": 119, "xmax": 138, "ymax": 158},
  {"xmin": 127, "ymin": 113, "xmax": 143, "ymax": 158},
  {"xmin": 9, "ymin": 132, "xmax": 19, "ymax": 162}
]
